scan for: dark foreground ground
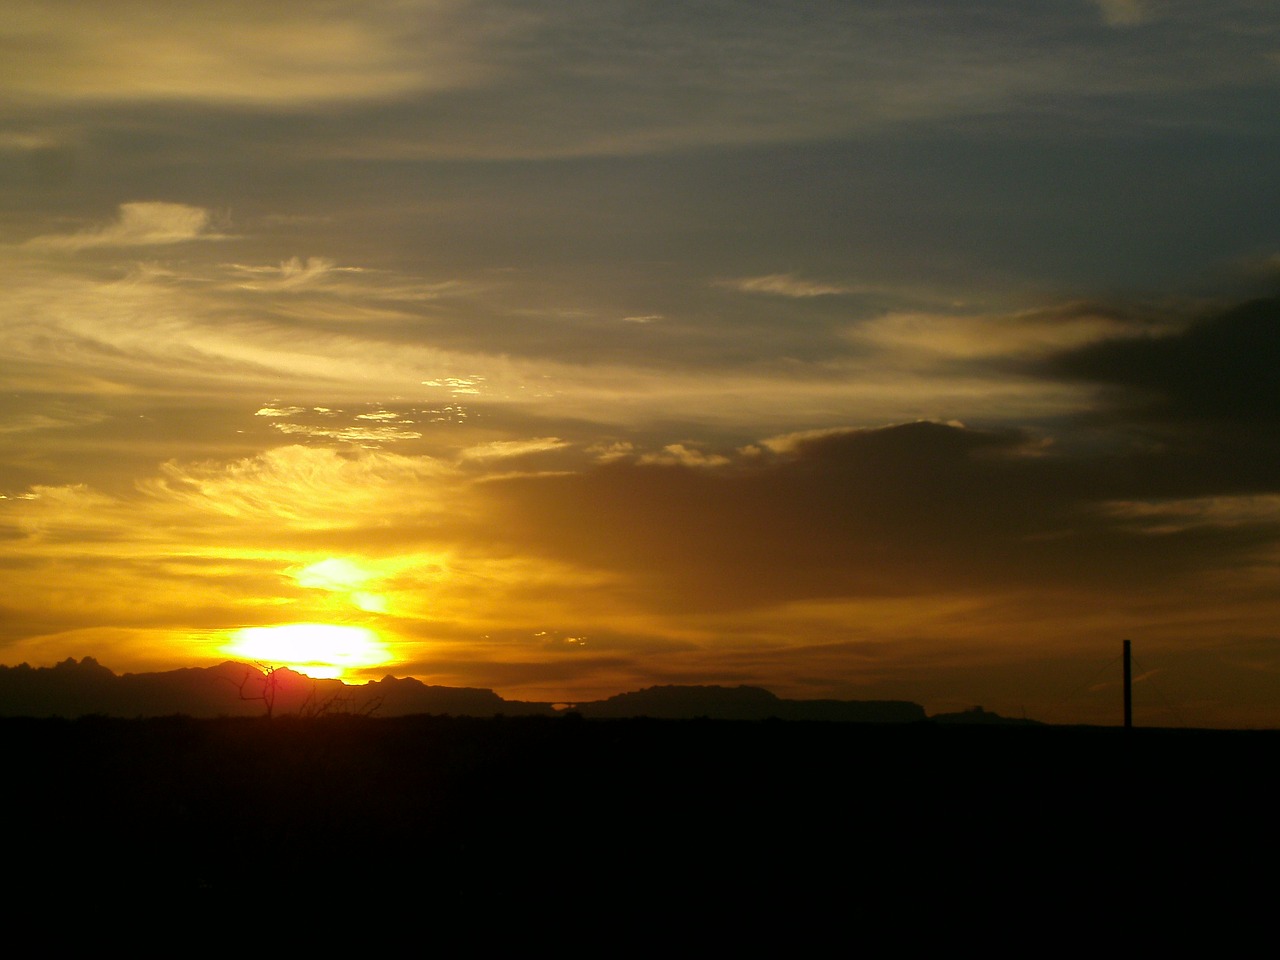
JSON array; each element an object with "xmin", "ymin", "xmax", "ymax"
[{"xmin": 4, "ymin": 714, "xmax": 1273, "ymax": 943}]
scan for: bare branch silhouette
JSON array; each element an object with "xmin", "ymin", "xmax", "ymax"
[{"xmin": 233, "ymin": 662, "xmax": 280, "ymax": 719}]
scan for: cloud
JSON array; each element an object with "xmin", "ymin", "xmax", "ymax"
[
  {"xmin": 1091, "ymin": 0, "xmax": 1149, "ymax": 27},
  {"xmin": 0, "ymin": 129, "xmax": 66, "ymax": 152},
  {"xmin": 851, "ymin": 303, "xmax": 1159, "ymax": 364},
  {"xmin": 255, "ymin": 406, "xmax": 309, "ymax": 418},
  {"xmin": 229, "ymin": 3, "xmax": 1279, "ymax": 162},
  {"xmin": 1045, "ymin": 297, "xmax": 1280, "ymax": 427},
  {"xmin": 269, "ymin": 422, "xmax": 426, "ymax": 444},
  {"xmin": 757, "ymin": 426, "xmax": 919, "ymax": 456},
  {"xmin": 716, "ymin": 274, "xmax": 860, "ymax": 298},
  {"xmin": 587, "ymin": 441, "xmax": 635, "ymax": 462},
  {"xmin": 482, "ymin": 420, "xmax": 1279, "ymax": 613},
  {"xmin": 0, "ymin": 446, "xmax": 485, "ymax": 662},
  {"xmin": 138, "ymin": 445, "xmax": 456, "ymax": 529},
  {"xmin": 0, "ymin": 251, "xmax": 509, "ymax": 401},
  {"xmin": 461, "ymin": 438, "xmax": 570, "ymax": 461},
  {"xmin": 422, "ymin": 377, "xmax": 487, "ymax": 396},
  {"xmin": 7, "ymin": 484, "xmax": 121, "ymax": 540},
  {"xmin": 221, "ymin": 256, "xmax": 474, "ymax": 303},
  {"xmin": 638, "ymin": 444, "xmax": 731, "ymax": 469},
  {"xmin": 2, "ymin": 3, "xmax": 1273, "ymax": 167},
  {"xmin": 25, "ymin": 202, "xmax": 222, "ymax": 250},
  {"xmin": 1098, "ymin": 495, "xmax": 1280, "ymax": 535},
  {"xmin": 0, "ymin": 0, "xmax": 486, "ymax": 107},
  {"xmin": 0, "ymin": 408, "xmax": 105, "ymax": 436},
  {"xmin": 228, "ymin": 257, "xmax": 353, "ymax": 290},
  {"xmin": 251, "ymin": 403, "xmax": 471, "ymax": 444}
]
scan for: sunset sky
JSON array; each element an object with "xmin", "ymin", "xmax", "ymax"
[{"xmin": 3, "ymin": 1, "xmax": 1279, "ymax": 727}]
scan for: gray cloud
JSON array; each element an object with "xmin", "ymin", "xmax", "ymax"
[
  {"xmin": 1047, "ymin": 297, "xmax": 1280, "ymax": 428},
  {"xmin": 481, "ymin": 420, "xmax": 1280, "ymax": 612},
  {"xmin": 5, "ymin": 3, "xmax": 1277, "ymax": 164},
  {"xmin": 0, "ymin": 0, "xmax": 490, "ymax": 108}
]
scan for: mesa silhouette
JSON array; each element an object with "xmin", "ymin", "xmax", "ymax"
[{"xmin": 0, "ymin": 656, "xmax": 941, "ymax": 722}]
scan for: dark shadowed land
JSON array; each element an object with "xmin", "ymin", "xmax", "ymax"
[
  {"xmin": 3, "ymin": 661, "xmax": 1274, "ymax": 943},
  {"xmin": 4, "ymin": 714, "xmax": 1273, "ymax": 941}
]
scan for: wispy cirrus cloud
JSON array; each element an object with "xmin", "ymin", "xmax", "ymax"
[
  {"xmin": 2, "ymin": 3, "xmax": 1274, "ymax": 171},
  {"xmin": 0, "ymin": 248, "xmax": 503, "ymax": 400},
  {"xmin": 461, "ymin": 437, "xmax": 570, "ymax": 461},
  {"xmin": 0, "ymin": 0, "xmax": 489, "ymax": 108},
  {"xmin": 849, "ymin": 302, "xmax": 1168, "ymax": 365},
  {"xmin": 715, "ymin": 273, "xmax": 862, "ymax": 298},
  {"xmin": 136, "ymin": 445, "xmax": 457, "ymax": 529},
  {"xmin": 227, "ymin": 257, "xmax": 356, "ymax": 291},
  {"xmin": 24, "ymin": 202, "xmax": 225, "ymax": 251},
  {"xmin": 225, "ymin": 257, "xmax": 474, "ymax": 301}
]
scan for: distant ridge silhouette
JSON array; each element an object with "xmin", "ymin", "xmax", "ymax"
[
  {"xmin": 0, "ymin": 657, "xmax": 952, "ymax": 722},
  {"xmin": 579, "ymin": 683, "xmax": 926, "ymax": 722},
  {"xmin": 929, "ymin": 704, "xmax": 1041, "ymax": 725},
  {"xmin": 0, "ymin": 658, "xmax": 522, "ymax": 719}
]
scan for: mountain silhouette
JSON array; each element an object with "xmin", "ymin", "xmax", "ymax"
[
  {"xmin": 0, "ymin": 657, "xmax": 939, "ymax": 722},
  {"xmin": 0, "ymin": 657, "xmax": 537, "ymax": 719},
  {"xmin": 577, "ymin": 683, "xmax": 926, "ymax": 722}
]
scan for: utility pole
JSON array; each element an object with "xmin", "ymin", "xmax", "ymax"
[{"xmin": 1122, "ymin": 639, "xmax": 1132, "ymax": 730}]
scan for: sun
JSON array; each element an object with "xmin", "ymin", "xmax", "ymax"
[{"xmin": 225, "ymin": 623, "xmax": 390, "ymax": 680}]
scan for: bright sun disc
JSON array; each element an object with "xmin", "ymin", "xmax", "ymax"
[{"xmin": 226, "ymin": 624, "xmax": 389, "ymax": 680}]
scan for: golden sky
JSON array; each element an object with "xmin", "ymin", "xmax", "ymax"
[{"xmin": 3, "ymin": 1, "xmax": 1279, "ymax": 726}]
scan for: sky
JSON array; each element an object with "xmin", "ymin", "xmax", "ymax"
[{"xmin": 2, "ymin": 0, "xmax": 1279, "ymax": 727}]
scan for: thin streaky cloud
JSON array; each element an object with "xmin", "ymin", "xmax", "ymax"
[
  {"xmin": 715, "ymin": 274, "xmax": 864, "ymax": 298},
  {"xmin": 227, "ymin": 257, "xmax": 355, "ymax": 290},
  {"xmin": 461, "ymin": 438, "xmax": 571, "ymax": 461},
  {"xmin": 638, "ymin": 444, "xmax": 731, "ymax": 469},
  {"xmin": 0, "ymin": 0, "xmax": 489, "ymax": 107},
  {"xmin": 23, "ymin": 202, "xmax": 226, "ymax": 250}
]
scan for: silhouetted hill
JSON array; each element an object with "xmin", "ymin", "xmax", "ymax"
[
  {"xmin": 0, "ymin": 657, "xmax": 940, "ymax": 722},
  {"xmin": 575, "ymin": 683, "xmax": 926, "ymax": 722},
  {"xmin": 0, "ymin": 657, "xmax": 553, "ymax": 719},
  {"xmin": 930, "ymin": 704, "xmax": 1042, "ymax": 725}
]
